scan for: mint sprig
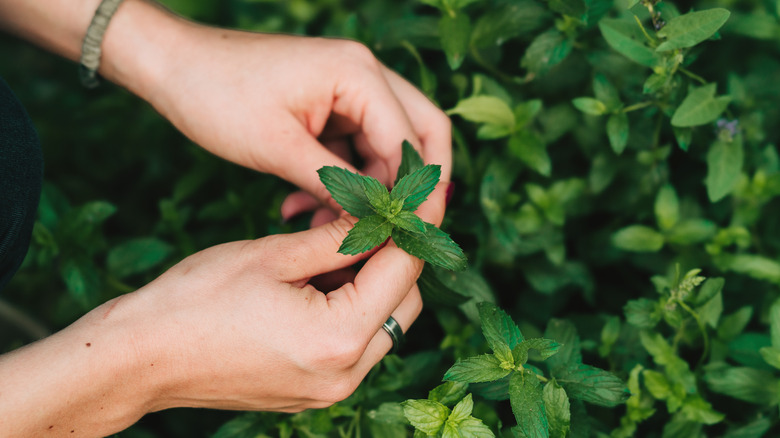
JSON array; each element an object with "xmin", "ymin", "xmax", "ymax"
[{"xmin": 317, "ymin": 141, "xmax": 467, "ymax": 271}]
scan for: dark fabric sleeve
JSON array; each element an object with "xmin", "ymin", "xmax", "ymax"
[{"xmin": 0, "ymin": 76, "xmax": 43, "ymax": 291}]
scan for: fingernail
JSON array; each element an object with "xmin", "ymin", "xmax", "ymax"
[{"xmin": 445, "ymin": 182, "xmax": 455, "ymax": 206}]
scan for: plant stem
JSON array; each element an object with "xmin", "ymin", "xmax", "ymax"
[
  {"xmin": 0, "ymin": 297, "xmax": 50, "ymax": 340},
  {"xmin": 623, "ymin": 101, "xmax": 654, "ymax": 113},
  {"xmin": 679, "ymin": 67, "xmax": 708, "ymax": 85},
  {"xmin": 677, "ymin": 299, "xmax": 710, "ymax": 366}
]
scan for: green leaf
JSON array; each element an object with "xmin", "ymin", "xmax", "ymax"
[
  {"xmin": 514, "ymin": 100, "xmax": 544, "ymax": 127},
  {"xmin": 338, "ymin": 214, "xmax": 393, "ymax": 255},
  {"xmin": 544, "ymin": 319, "xmax": 583, "ymax": 371},
  {"xmin": 392, "ymin": 223, "xmax": 468, "ymax": 271},
  {"xmin": 624, "ymin": 298, "xmax": 661, "ymax": 329},
  {"xmin": 716, "ymin": 254, "xmax": 780, "ymax": 284},
  {"xmin": 106, "ymin": 237, "xmax": 174, "ymax": 279},
  {"xmin": 439, "ymin": 12, "xmax": 471, "ymax": 70},
  {"xmin": 444, "ymin": 354, "xmax": 512, "ymax": 383},
  {"xmin": 592, "ymin": 74, "xmax": 622, "ymax": 110},
  {"xmin": 572, "ymin": 97, "xmax": 607, "ymax": 116},
  {"xmin": 694, "ymin": 277, "xmax": 724, "ymax": 306},
  {"xmin": 521, "ymin": 30, "xmax": 572, "ymax": 75},
  {"xmin": 642, "ymin": 369, "xmax": 672, "ymax": 400},
  {"xmin": 388, "ymin": 210, "xmax": 427, "ymax": 234},
  {"xmin": 656, "ymin": 9, "xmax": 731, "ymax": 51},
  {"xmin": 706, "ymin": 136, "xmax": 744, "ymax": 202},
  {"xmin": 606, "ymin": 112, "xmax": 629, "ymax": 155},
  {"xmin": 598, "ymin": 18, "xmax": 660, "ymax": 67},
  {"xmin": 391, "ymin": 164, "xmax": 441, "ymax": 212},
  {"xmin": 543, "ymin": 381, "xmax": 571, "ymax": 438},
  {"xmin": 75, "ymin": 201, "xmax": 117, "ymax": 225},
  {"xmin": 454, "ymin": 417, "xmax": 496, "ymax": 438},
  {"xmin": 60, "ymin": 258, "xmax": 99, "ymax": 309},
  {"xmin": 508, "ymin": 130, "xmax": 551, "ymax": 177},
  {"xmin": 395, "ymin": 140, "xmax": 426, "ymax": 185},
  {"xmin": 449, "ymin": 393, "xmax": 474, "ymax": 423},
  {"xmin": 509, "ymin": 371, "xmax": 548, "ymax": 438},
  {"xmin": 548, "ymin": 0, "xmax": 585, "ymax": 18},
  {"xmin": 599, "ymin": 316, "xmax": 621, "ymax": 358},
  {"xmin": 470, "ymin": 0, "xmax": 550, "ymax": 48},
  {"xmin": 704, "ymin": 363, "xmax": 780, "ymax": 405},
  {"xmin": 318, "ymin": 166, "xmax": 375, "ymax": 218},
  {"xmin": 362, "ymin": 176, "xmax": 392, "ymax": 215},
  {"xmin": 417, "ymin": 265, "xmax": 471, "ymax": 306},
  {"xmin": 680, "ymin": 396, "xmax": 725, "ymax": 425},
  {"xmin": 722, "ymin": 417, "xmax": 772, "ymax": 438},
  {"xmin": 671, "ymin": 83, "xmax": 732, "ymax": 127},
  {"xmin": 717, "ymin": 306, "xmax": 753, "ymax": 341},
  {"xmin": 211, "ymin": 413, "xmax": 266, "ymax": 438},
  {"xmin": 429, "ymin": 381, "xmax": 470, "ymax": 406},
  {"xmin": 514, "ymin": 338, "xmax": 562, "ymax": 363},
  {"xmin": 556, "ymin": 363, "xmax": 630, "ymax": 407},
  {"xmin": 674, "ymin": 127, "xmax": 693, "ymax": 151},
  {"xmin": 447, "ymin": 95, "xmax": 516, "ymax": 129},
  {"xmin": 402, "ymin": 399, "xmax": 450, "ymax": 436},
  {"xmin": 759, "ymin": 346, "xmax": 780, "ymax": 369},
  {"xmin": 665, "ymin": 219, "xmax": 717, "ymax": 245},
  {"xmin": 478, "ymin": 302, "xmax": 525, "ymax": 351},
  {"xmin": 770, "ymin": 299, "xmax": 780, "ymax": 348},
  {"xmin": 368, "ymin": 402, "xmax": 408, "ymax": 425},
  {"xmin": 654, "ymin": 185, "xmax": 679, "ymax": 231},
  {"xmin": 697, "ymin": 291, "xmax": 723, "ymax": 328},
  {"xmin": 611, "ymin": 225, "xmax": 665, "ymax": 252}
]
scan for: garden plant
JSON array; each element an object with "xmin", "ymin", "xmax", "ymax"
[{"xmin": 2, "ymin": 0, "xmax": 780, "ymax": 436}]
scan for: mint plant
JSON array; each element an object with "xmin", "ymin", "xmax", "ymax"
[
  {"xmin": 318, "ymin": 141, "xmax": 466, "ymax": 271},
  {"xmin": 422, "ymin": 303, "xmax": 628, "ymax": 437}
]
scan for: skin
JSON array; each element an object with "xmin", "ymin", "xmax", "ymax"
[{"xmin": 0, "ymin": 0, "xmax": 452, "ymax": 436}]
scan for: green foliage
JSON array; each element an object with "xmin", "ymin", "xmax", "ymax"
[
  {"xmin": 4, "ymin": 0, "xmax": 780, "ymax": 436},
  {"xmin": 319, "ymin": 142, "xmax": 467, "ymax": 270}
]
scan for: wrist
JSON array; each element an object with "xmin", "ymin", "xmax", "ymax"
[
  {"xmin": 98, "ymin": 0, "xmax": 188, "ymax": 100},
  {"xmin": 0, "ymin": 294, "xmax": 160, "ymax": 436}
]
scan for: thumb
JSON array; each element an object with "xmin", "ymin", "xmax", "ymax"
[{"xmin": 266, "ymin": 215, "xmax": 374, "ymax": 283}]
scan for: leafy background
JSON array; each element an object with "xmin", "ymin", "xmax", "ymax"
[{"xmin": 2, "ymin": 0, "xmax": 780, "ymax": 436}]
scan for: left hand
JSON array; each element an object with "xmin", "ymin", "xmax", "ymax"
[{"xmin": 104, "ymin": 7, "xmax": 452, "ymax": 217}]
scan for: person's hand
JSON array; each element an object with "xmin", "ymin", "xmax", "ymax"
[
  {"xmin": 104, "ymin": 8, "xmax": 452, "ymax": 221},
  {"xmin": 0, "ymin": 185, "xmax": 446, "ymax": 438}
]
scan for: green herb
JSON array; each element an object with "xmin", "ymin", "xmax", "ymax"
[{"xmin": 318, "ymin": 141, "xmax": 467, "ymax": 271}]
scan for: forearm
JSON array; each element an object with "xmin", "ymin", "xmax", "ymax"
[
  {"xmin": 0, "ymin": 0, "xmax": 184, "ymax": 100},
  {"xmin": 0, "ymin": 296, "xmax": 157, "ymax": 437}
]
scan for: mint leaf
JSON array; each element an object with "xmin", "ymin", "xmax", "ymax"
[
  {"xmin": 388, "ymin": 210, "xmax": 427, "ymax": 234},
  {"xmin": 478, "ymin": 302, "xmax": 525, "ymax": 352},
  {"xmin": 392, "ymin": 223, "xmax": 468, "ymax": 271},
  {"xmin": 361, "ymin": 176, "xmax": 392, "ymax": 215},
  {"xmin": 555, "ymin": 363, "xmax": 630, "ymax": 407},
  {"xmin": 395, "ymin": 140, "xmax": 425, "ymax": 185},
  {"xmin": 444, "ymin": 354, "xmax": 512, "ymax": 383},
  {"xmin": 509, "ymin": 371, "xmax": 548, "ymax": 438},
  {"xmin": 513, "ymin": 338, "xmax": 561, "ymax": 365},
  {"xmin": 391, "ymin": 164, "xmax": 441, "ymax": 212},
  {"xmin": 544, "ymin": 319, "xmax": 583, "ymax": 371},
  {"xmin": 656, "ymin": 8, "xmax": 731, "ymax": 52},
  {"xmin": 543, "ymin": 381, "xmax": 571, "ymax": 438},
  {"xmin": 338, "ymin": 214, "xmax": 393, "ymax": 255},
  {"xmin": 454, "ymin": 417, "xmax": 495, "ymax": 438},
  {"xmin": 449, "ymin": 393, "xmax": 474, "ymax": 423},
  {"xmin": 671, "ymin": 83, "xmax": 731, "ymax": 128},
  {"xmin": 429, "ymin": 381, "xmax": 469, "ymax": 406},
  {"xmin": 401, "ymin": 399, "xmax": 450, "ymax": 436},
  {"xmin": 318, "ymin": 166, "xmax": 375, "ymax": 218}
]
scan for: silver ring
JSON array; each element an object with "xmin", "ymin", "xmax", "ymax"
[{"xmin": 381, "ymin": 316, "xmax": 405, "ymax": 354}]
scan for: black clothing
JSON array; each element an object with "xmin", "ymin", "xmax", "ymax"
[{"xmin": 0, "ymin": 76, "xmax": 43, "ymax": 291}]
